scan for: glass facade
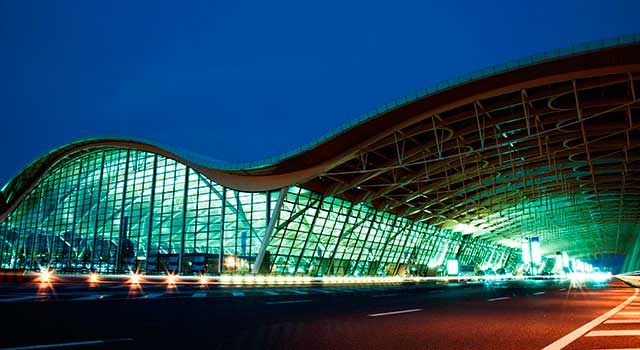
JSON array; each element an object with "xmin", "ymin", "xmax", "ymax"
[{"xmin": 0, "ymin": 147, "xmax": 516, "ymax": 276}]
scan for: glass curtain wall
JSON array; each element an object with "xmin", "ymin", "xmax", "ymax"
[
  {"xmin": 0, "ymin": 148, "xmax": 273, "ymax": 274},
  {"xmin": 457, "ymin": 236, "xmax": 512, "ymax": 270},
  {"xmin": 264, "ymin": 187, "xmax": 512, "ymax": 277},
  {"xmin": 0, "ymin": 147, "xmax": 518, "ymax": 276}
]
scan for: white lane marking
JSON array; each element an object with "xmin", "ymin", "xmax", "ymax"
[
  {"xmin": 559, "ymin": 288, "xmax": 567, "ymax": 291},
  {"xmin": 263, "ymin": 291, "xmax": 280, "ymax": 295},
  {"xmin": 306, "ymin": 288, "xmax": 333, "ymax": 294},
  {"xmin": 586, "ymin": 330, "xmax": 640, "ymax": 337},
  {"xmin": 231, "ymin": 291, "xmax": 245, "ymax": 297},
  {"xmin": 533, "ymin": 292, "xmax": 545, "ymax": 295},
  {"xmin": 540, "ymin": 288, "xmax": 639, "ymax": 350},
  {"xmin": 71, "ymin": 294, "xmax": 109, "ymax": 301},
  {"xmin": 0, "ymin": 295, "xmax": 43, "ymax": 302},
  {"xmin": 487, "ymin": 297, "xmax": 510, "ymax": 302},
  {"xmin": 618, "ymin": 311, "xmax": 640, "ymax": 316},
  {"xmin": 191, "ymin": 292, "xmax": 207, "ymax": 298},
  {"xmin": 604, "ymin": 319, "xmax": 640, "ymax": 324},
  {"xmin": 58, "ymin": 286, "xmax": 87, "ymax": 291},
  {"xmin": 140, "ymin": 293, "xmax": 162, "ymax": 299},
  {"xmin": 368, "ymin": 308, "xmax": 422, "ymax": 317},
  {"xmin": 265, "ymin": 299, "xmax": 312, "ymax": 305},
  {"xmin": 0, "ymin": 338, "xmax": 134, "ymax": 350},
  {"xmin": 371, "ymin": 293, "xmax": 400, "ymax": 298},
  {"xmin": 15, "ymin": 285, "xmax": 36, "ymax": 290},
  {"xmin": 290, "ymin": 290, "xmax": 308, "ymax": 295},
  {"xmin": 108, "ymin": 285, "xmax": 129, "ymax": 289}
]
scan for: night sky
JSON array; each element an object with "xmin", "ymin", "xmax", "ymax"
[{"xmin": 1, "ymin": 1, "xmax": 639, "ymax": 186}]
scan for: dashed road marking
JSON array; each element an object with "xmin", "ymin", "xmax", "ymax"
[
  {"xmin": 191, "ymin": 292, "xmax": 207, "ymax": 298},
  {"xmin": 617, "ymin": 311, "xmax": 640, "ymax": 316},
  {"xmin": 604, "ymin": 319, "xmax": 640, "ymax": 324},
  {"xmin": 0, "ymin": 295, "xmax": 43, "ymax": 302},
  {"xmin": 371, "ymin": 293, "xmax": 400, "ymax": 298},
  {"xmin": 108, "ymin": 285, "xmax": 130, "ymax": 289},
  {"xmin": 71, "ymin": 294, "xmax": 109, "ymax": 301},
  {"xmin": 0, "ymin": 338, "xmax": 134, "ymax": 349},
  {"xmin": 487, "ymin": 297, "xmax": 510, "ymax": 302},
  {"xmin": 586, "ymin": 330, "xmax": 640, "ymax": 337},
  {"xmin": 368, "ymin": 308, "xmax": 422, "ymax": 317},
  {"xmin": 533, "ymin": 291, "xmax": 545, "ymax": 295},
  {"xmin": 265, "ymin": 299, "xmax": 312, "ymax": 305},
  {"xmin": 306, "ymin": 288, "xmax": 333, "ymax": 294},
  {"xmin": 232, "ymin": 291, "xmax": 245, "ymax": 297},
  {"xmin": 290, "ymin": 290, "xmax": 308, "ymax": 295},
  {"xmin": 140, "ymin": 293, "xmax": 162, "ymax": 299},
  {"xmin": 263, "ymin": 291, "xmax": 280, "ymax": 296},
  {"xmin": 58, "ymin": 286, "xmax": 87, "ymax": 291},
  {"xmin": 540, "ymin": 288, "xmax": 639, "ymax": 350}
]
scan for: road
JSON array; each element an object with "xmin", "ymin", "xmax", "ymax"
[{"xmin": 0, "ymin": 278, "xmax": 638, "ymax": 349}]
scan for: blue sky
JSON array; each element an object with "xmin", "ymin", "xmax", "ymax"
[{"xmin": 1, "ymin": 0, "xmax": 639, "ymax": 185}]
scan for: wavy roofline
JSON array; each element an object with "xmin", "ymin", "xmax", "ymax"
[
  {"xmin": 5, "ymin": 33, "xmax": 639, "ymax": 186},
  {"xmin": 216, "ymin": 32, "xmax": 640, "ymax": 170},
  {"xmin": 2, "ymin": 33, "xmax": 640, "ymax": 222}
]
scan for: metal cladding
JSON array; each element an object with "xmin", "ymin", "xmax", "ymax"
[{"xmin": 1, "ymin": 34, "xmax": 640, "ymax": 274}]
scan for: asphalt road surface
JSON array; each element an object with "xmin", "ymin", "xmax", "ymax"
[{"xmin": 1, "ymin": 278, "xmax": 638, "ymax": 350}]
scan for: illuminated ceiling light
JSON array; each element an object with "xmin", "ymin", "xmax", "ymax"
[
  {"xmin": 586, "ymin": 263, "xmax": 593, "ymax": 273},
  {"xmin": 521, "ymin": 239, "xmax": 531, "ymax": 265},
  {"xmin": 453, "ymin": 223, "xmax": 478, "ymax": 235},
  {"xmin": 530, "ymin": 237, "xmax": 541, "ymax": 264},
  {"xmin": 446, "ymin": 259, "xmax": 459, "ymax": 275},
  {"xmin": 561, "ymin": 252, "xmax": 569, "ymax": 268},
  {"xmin": 224, "ymin": 256, "xmax": 237, "ymax": 269}
]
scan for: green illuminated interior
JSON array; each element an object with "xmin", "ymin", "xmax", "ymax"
[{"xmin": 0, "ymin": 147, "xmax": 516, "ymax": 275}]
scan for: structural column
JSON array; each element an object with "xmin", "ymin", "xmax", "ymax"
[{"xmin": 252, "ymin": 188, "xmax": 287, "ymax": 274}]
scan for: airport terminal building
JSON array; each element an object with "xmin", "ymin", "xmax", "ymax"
[{"xmin": 1, "ymin": 35, "xmax": 638, "ymax": 276}]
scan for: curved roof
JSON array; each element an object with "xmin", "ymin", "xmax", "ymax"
[{"xmin": 2, "ymin": 34, "xmax": 640, "ymax": 257}]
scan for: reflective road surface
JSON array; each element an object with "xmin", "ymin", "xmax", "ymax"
[{"xmin": 1, "ymin": 278, "xmax": 638, "ymax": 350}]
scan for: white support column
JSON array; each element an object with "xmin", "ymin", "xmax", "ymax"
[
  {"xmin": 473, "ymin": 102, "xmax": 485, "ymax": 150},
  {"xmin": 521, "ymin": 89, "xmax": 531, "ymax": 136},
  {"xmin": 431, "ymin": 116, "xmax": 442, "ymax": 158},
  {"xmin": 252, "ymin": 187, "xmax": 287, "ymax": 274}
]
